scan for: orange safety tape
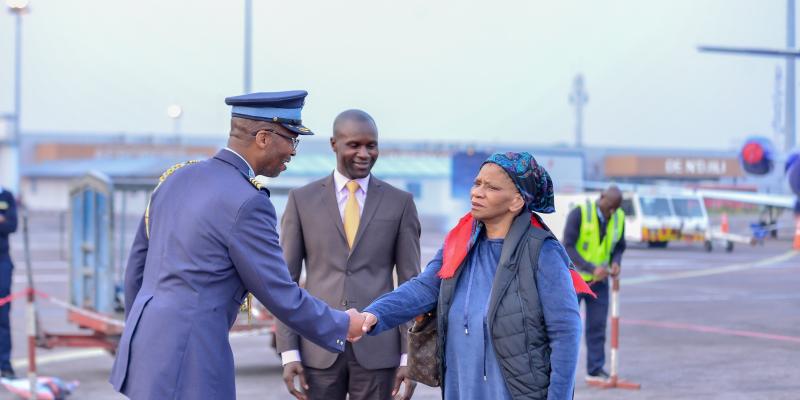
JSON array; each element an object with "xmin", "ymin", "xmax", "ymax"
[
  {"xmin": 0, "ymin": 288, "xmax": 33, "ymax": 307},
  {"xmin": 0, "ymin": 287, "xmax": 125, "ymax": 328}
]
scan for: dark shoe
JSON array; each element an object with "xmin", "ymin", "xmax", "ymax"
[
  {"xmin": 1, "ymin": 368, "xmax": 16, "ymax": 379},
  {"xmin": 585, "ymin": 369, "xmax": 609, "ymax": 383}
]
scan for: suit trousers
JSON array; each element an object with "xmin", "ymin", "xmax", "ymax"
[
  {"xmin": 304, "ymin": 343, "xmax": 396, "ymax": 400},
  {"xmin": 578, "ymin": 279, "xmax": 609, "ymax": 375},
  {"xmin": 0, "ymin": 254, "xmax": 13, "ymax": 371}
]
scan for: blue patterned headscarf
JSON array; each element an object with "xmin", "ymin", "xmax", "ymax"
[{"xmin": 482, "ymin": 152, "xmax": 555, "ymax": 214}]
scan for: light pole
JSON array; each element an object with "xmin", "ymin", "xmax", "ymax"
[
  {"xmin": 243, "ymin": 0, "xmax": 252, "ymax": 93},
  {"xmin": 569, "ymin": 74, "xmax": 588, "ymax": 148},
  {"xmin": 7, "ymin": 4, "xmax": 33, "ymax": 396},
  {"xmin": 167, "ymin": 104, "xmax": 183, "ymax": 148},
  {"xmin": 167, "ymin": 104, "xmax": 183, "ymax": 134},
  {"xmin": 1, "ymin": 0, "xmax": 29, "ymax": 194},
  {"xmin": 788, "ymin": 0, "xmax": 795, "ymax": 152}
]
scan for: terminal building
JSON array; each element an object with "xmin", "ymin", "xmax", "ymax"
[{"xmin": 12, "ymin": 133, "xmax": 755, "ymax": 223}]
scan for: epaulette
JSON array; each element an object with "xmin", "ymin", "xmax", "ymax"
[
  {"xmin": 248, "ymin": 176, "xmax": 271, "ymax": 197},
  {"xmin": 249, "ymin": 177, "xmax": 266, "ymax": 191},
  {"xmin": 145, "ymin": 160, "xmax": 200, "ymax": 238}
]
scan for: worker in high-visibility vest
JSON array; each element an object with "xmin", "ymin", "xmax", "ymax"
[{"xmin": 562, "ymin": 186, "xmax": 626, "ymax": 383}]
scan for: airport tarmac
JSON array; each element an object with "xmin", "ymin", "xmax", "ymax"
[{"xmin": 0, "ymin": 212, "xmax": 797, "ymax": 399}]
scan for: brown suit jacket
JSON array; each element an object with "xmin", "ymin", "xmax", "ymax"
[{"xmin": 275, "ymin": 174, "xmax": 421, "ymax": 370}]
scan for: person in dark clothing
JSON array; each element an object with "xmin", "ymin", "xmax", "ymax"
[
  {"xmin": 562, "ymin": 186, "xmax": 626, "ymax": 382},
  {"xmin": 0, "ymin": 187, "xmax": 18, "ymax": 379},
  {"xmin": 359, "ymin": 152, "xmax": 589, "ymax": 400}
]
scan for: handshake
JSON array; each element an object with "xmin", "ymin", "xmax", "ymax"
[{"xmin": 344, "ymin": 309, "xmax": 378, "ymax": 342}]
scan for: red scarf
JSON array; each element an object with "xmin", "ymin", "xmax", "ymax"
[{"xmin": 438, "ymin": 213, "xmax": 595, "ymax": 298}]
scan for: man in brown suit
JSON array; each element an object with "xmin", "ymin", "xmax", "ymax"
[{"xmin": 277, "ymin": 109, "xmax": 421, "ymax": 400}]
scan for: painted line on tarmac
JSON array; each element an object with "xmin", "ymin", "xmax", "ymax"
[
  {"xmin": 624, "ymin": 292, "xmax": 800, "ymax": 304},
  {"xmin": 11, "ymin": 349, "xmax": 108, "ymax": 369},
  {"xmin": 623, "ymin": 250, "xmax": 799, "ymax": 286},
  {"xmin": 622, "ymin": 319, "xmax": 800, "ymax": 344}
]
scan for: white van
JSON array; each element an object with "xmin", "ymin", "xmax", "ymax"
[{"xmin": 542, "ymin": 192, "xmax": 682, "ymax": 248}]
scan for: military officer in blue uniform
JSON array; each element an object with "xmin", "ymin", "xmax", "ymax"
[
  {"xmin": 110, "ymin": 91, "xmax": 365, "ymax": 399},
  {"xmin": 0, "ymin": 187, "xmax": 17, "ymax": 379}
]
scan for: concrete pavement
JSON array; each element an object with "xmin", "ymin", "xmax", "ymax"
[{"xmin": 0, "ymin": 212, "xmax": 797, "ymax": 399}]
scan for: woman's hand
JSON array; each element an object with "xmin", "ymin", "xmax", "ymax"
[
  {"xmin": 361, "ymin": 312, "xmax": 378, "ymax": 334},
  {"xmin": 346, "ymin": 308, "xmax": 366, "ymax": 342}
]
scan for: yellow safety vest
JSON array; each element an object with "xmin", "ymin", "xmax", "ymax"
[{"xmin": 575, "ymin": 200, "xmax": 625, "ymax": 282}]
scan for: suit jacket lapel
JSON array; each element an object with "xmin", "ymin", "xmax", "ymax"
[
  {"xmin": 351, "ymin": 177, "xmax": 384, "ymax": 253},
  {"xmin": 321, "ymin": 174, "xmax": 347, "ymax": 243}
]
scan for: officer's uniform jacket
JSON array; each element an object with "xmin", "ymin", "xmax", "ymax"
[{"xmin": 109, "ymin": 149, "xmax": 349, "ymax": 399}]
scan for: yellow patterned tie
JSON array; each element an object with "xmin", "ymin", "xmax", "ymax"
[{"xmin": 344, "ymin": 180, "xmax": 361, "ymax": 248}]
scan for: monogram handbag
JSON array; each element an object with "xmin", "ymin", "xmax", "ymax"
[{"xmin": 406, "ymin": 309, "xmax": 440, "ymax": 387}]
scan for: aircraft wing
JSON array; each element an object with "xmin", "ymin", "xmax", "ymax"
[
  {"xmin": 695, "ymin": 189, "xmax": 796, "ymax": 209},
  {"xmin": 568, "ymin": 180, "xmax": 797, "ymax": 209},
  {"xmin": 573, "ymin": 180, "xmax": 797, "ymax": 209},
  {"xmin": 698, "ymin": 45, "xmax": 800, "ymax": 58}
]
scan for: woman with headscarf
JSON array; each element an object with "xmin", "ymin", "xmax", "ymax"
[{"xmin": 360, "ymin": 152, "xmax": 591, "ymax": 400}]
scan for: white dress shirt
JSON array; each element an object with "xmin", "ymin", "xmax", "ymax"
[
  {"xmin": 223, "ymin": 147, "xmax": 255, "ymax": 178},
  {"xmin": 282, "ymin": 169, "xmax": 407, "ymax": 367},
  {"xmin": 332, "ymin": 168, "xmax": 369, "ymax": 220}
]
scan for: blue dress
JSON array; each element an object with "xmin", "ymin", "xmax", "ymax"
[
  {"xmin": 365, "ymin": 235, "xmax": 581, "ymax": 400},
  {"xmin": 445, "ymin": 236, "xmax": 511, "ymax": 399}
]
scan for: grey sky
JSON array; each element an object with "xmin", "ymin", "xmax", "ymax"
[{"xmin": 0, "ymin": 0, "xmax": 787, "ymax": 149}]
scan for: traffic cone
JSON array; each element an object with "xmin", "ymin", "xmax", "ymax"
[
  {"xmin": 793, "ymin": 216, "xmax": 800, "ymax": 250},
  {"xmin": 721, "ymin": 213, "xmax": 730, "ymax": 234}
]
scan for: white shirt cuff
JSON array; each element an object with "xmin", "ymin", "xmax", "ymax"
[
  {"xmin": 281, "ymin": 350, "xmax": 302, "ymax": 366},
  {"xmin": 284, "ymin": 350, "xmax": 405, "ymax": 367}
]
